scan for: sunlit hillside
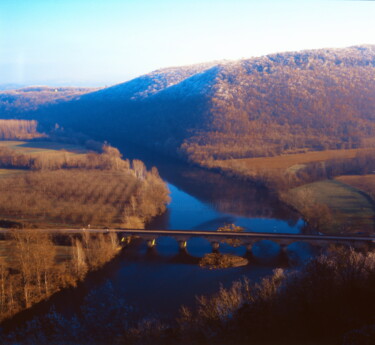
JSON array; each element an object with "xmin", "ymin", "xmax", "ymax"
[{"xmin": 4, "ymin": 46, "xmax": 375, "ymax": 163}]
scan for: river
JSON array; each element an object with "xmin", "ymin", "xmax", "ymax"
[
  {"xmin": 4, "ymin": 142, "xmax": 313, "ymax": 327},
  {"xmin": 92, "ymin": 142, "xmax": 311, "ymax": 317},
  {"xmin": 119, "ymin": 141, "xmax": 304, "ymax": 233}
]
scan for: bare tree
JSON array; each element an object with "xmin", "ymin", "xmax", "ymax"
[{"xmin": 71, "ymin": 238, "xmax": 88, "ymax": 279}]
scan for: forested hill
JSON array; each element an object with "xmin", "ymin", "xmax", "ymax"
[
  {"xmin": 5, "ymin": 45, "xmax": 375, "ymax": 162},
  {"xmin": 0, "ymin": 86, "xmax": 98, "ymax": 114}
]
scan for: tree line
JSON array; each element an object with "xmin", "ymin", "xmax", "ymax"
[
  {"xmin": 0, "ymin": 230, "xmax": 120, "ymax": 323},
  {"xmin": 0, "ymin": 120, "xmax": 43, "ymax": 140},
  {"xmin": 2, "ymin": 246, "xmax": 375, "ymax": 344},
  {"xmin": 209, "ymin": 149, "xmax": 375, "ymax": 192}
]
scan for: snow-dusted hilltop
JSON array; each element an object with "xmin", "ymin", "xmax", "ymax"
[
  {"xmin": 84, "ymin": 61, "xmax": 223, "ymax": 101},
  {"xmin": 4, "ymin": 45, "xmax": 375, "ymax": 162}
]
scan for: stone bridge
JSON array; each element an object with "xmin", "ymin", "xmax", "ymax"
[
  {"xmin": 116, "ymin": 229, "xmax": 375, "ymax": 253},
  {"xmin": 1, "ymin": 228, "xmax": 373, "ymax": 254}
]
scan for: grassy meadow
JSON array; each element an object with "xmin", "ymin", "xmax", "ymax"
[
  {"xmin": 203, "ymin": 148, "xmax": 375, "ymax": 233},
  {"xmin": 336, "ymin": 175, "xmax": 375, "ymax": 202},
  {"xmin": 286, "ymin": 180, "xmax": 374, "ymax": 233},
  {"xmin": 204, "ymin": 148, "xmax": 366, "ymax": 175}
]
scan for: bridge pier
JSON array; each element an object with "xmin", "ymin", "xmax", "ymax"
[
  {"xmin": 120, "ymin": 235, "xmax": 132, "ymax": 245},
  {"xmin": 279, "ymin": 243, "xmax": 290, "ymax": 264},
  {"xmin": 178, "ymin": 240, "xmax": 187, "ymax": 251},
  {"xmin": 211, "ymin": 241, "xmax": 220, "ymax": 253},
  {"xmin": 108, "ymin": 229, "xmax": 375, "ymax": 257},
  {"xmin": 279, "ymin": 243, "xmax": 288, "ymax": 252},
  {"xmin": 146, "ymin": 238, "xmax": 156, "ymax": 248},
  {"xmin": 244, "ymin": 243, "xmax": 255, "ymax": 261}
]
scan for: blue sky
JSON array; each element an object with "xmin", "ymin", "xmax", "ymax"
[{"xmin": 0, "ymin": 0, "xmax": 374, "ymax": 86}]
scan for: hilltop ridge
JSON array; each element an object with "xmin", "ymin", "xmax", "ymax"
[{"xmin": 1, "ymin": 45, "xmax": 375, "ymax": 162}]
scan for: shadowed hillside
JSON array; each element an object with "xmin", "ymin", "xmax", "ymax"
[{"xmin": 5, "ymin": 45, "xmax": 375, "ymax": 162}]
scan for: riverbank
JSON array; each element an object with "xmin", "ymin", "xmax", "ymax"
[
  {"xmin": 199, "ymin": 149, "xmax": 375, "ymax": 234},
  {"xmin": 281, "ymin": 180, "xmax": 375, "ymax": 234},
  {"xmin": 0, "ymin": 230, "xmax": 121, "ymax": 324},
  {"xmin": 2, "ymin": 247, "xmax": 374, "ymax": 345}
]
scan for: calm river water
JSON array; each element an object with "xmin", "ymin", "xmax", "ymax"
[
  {"xmin": 8, "ymin": 142, "xmax": 313, "ymax": 325},
  {"xmin": 94, "ymin": 142, "xmax": 311, "ymax": 317}
]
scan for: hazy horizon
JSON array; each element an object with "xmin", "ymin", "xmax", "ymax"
[{"xmin": 1, "ymin": 0, "xmax": 374, "ymax": 87}]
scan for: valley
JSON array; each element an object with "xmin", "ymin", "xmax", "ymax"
[
  {"xmin": 0, "ymin": 45, "xmax": 374, "ymax": 344},
  {"xmin": 2, "ymin": 46, "xmax": 373, "ymax": 162},
  {"xmin": 2, "ymin": 0, "xmax": 375, "ymax": 341}
]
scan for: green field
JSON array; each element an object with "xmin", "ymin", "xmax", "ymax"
[{"xmin": 291, "ymin": 180, "xmax": 374, "ymax": 233}]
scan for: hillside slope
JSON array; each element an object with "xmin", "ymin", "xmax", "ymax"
[
  {"xmin": 7, "ymin": 45, "xmax": 375, "ymax": 162},
  {"xmin": 0, "ymin": 86, "xmax": 98, "ymax": 115}
]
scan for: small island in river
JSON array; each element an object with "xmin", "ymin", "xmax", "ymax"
[{"xmin": 199, "ymin": 253, "xmax": 248, "ymax": 269}]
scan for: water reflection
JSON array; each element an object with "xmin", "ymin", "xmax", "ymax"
[
  {"xmin": 111, "ymin": 241, "xmax": 280, "ymax": 316},
  {"xmin": 153, "ymin": 184, "xmax": 305, "ymax": 233},
  {"xmin": 46, "ymin": 141, "xmax": 310, "ymax": 318},
  {"xmin": 3, "ymin": 142, "xmax": 313, "ymax": 329},
  {"xmin": 184, "ymin": 237, "xmax": 211, "ymax": 258},
  {"xmin": 5, "ymin": 237, "xmax": 318, "ymax": 328},
  {"xmin": 126, "ymin": 238, "xmax": 315, "ymax": 266},
  {"xmin": 287, "ymin": 242, "xmax": 316, "ymax": 265},
  {"xmin": 219, "ymin": 242, "xmax": 247, "ymax": 257},
  {"xmin": 168, "ymin": 251, "xmax": 200, "ymax": 265},
  {"xmin": 151, "ymin": 236, "xmax": 179, "ymax": 256},
  {"xmin": 113, "ymin": 141, "xmax": 304, "ymax": 232},
  {"xmin": 252, "ymin": 240, "xmax": 282, "ymax": 263}
]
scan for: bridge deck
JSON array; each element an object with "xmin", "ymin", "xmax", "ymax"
[
  {"xmin": 115, "ymin": 229, "xmax": 375, "ymax": 242},
  {"xmin": 0, "ymin": 228, "xmax": 373, "ymax": 243}
]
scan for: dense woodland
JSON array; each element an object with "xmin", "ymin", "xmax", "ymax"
[
  {"xmin": 184, "ymin": 46, "xmax": 375, "ymax": 161},
  {"xmin": 4, "ymin": 45, "xmax": 374, "ymax": 164}
]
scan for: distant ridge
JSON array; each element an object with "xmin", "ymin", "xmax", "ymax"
[
  {"xmin": 0, "ymin": 86, "xmax": 98, "ymax": 114},
  {"xmin": 2, "ymin": 45, "xmax": 375, "ymax": 162}
]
